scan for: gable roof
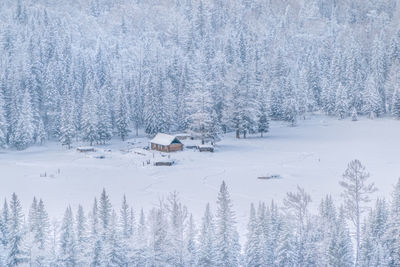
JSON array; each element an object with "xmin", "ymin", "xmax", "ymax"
[{"xmin": 150, "ymin": 133, "xmax": 182, "ymax": 146}]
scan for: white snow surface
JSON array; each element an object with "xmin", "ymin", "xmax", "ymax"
[{"xmin": 1, "ymin": 115, "xmax": 399, "ymax": 234}]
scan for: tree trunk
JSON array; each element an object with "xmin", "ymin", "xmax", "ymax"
[{"xmin": 235, "ymin": 129, "xmax": 240, "ymax": 139}]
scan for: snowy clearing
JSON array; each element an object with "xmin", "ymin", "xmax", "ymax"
[{"xmin": 1, "ymin": 115, "xmax": 399, "ymax": 233}]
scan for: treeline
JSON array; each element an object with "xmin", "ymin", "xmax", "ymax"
[
  {"xmin": 1, "ymin": 0, "xmax": 400, "ymax": 149},
  {"xmin": 0, "ymin": 160, "xmax": 399, "ymax": 266}
]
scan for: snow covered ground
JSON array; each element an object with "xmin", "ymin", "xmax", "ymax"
[{"xmin": 1, "ymin": 115, "xmax": 399, "ymax": 234}]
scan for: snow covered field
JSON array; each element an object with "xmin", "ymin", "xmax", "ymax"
[{"xmin": 1, "ymin": 115, "xmax": 399, "ymax": 232}]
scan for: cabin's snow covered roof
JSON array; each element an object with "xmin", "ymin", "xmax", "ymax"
[{"xmin": 150, "ymin": 133, "xmax": 181, "ymax": 146}]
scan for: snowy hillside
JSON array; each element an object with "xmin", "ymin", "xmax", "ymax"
[{"xmin": 2, "ymin": 0, "xmax": 400, "ymax": 265}]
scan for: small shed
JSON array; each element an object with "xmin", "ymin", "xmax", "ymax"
[
  {"xmin": 150, "ymin": 133, "xmax": 183, "ymax": 152},
  {"xmin": 175, "ymin": 133, "xmax": 193, "ymax": 141},
  {"xmin": 154, "ymin": 160, "xmax": 175, "ymax": 166},
  {"xmin": 198, "ymin": 144, "xmax": 214, "ymax": 152},
  {"xmin": 77, "ymin": 147, "xmax": 95, "ymax": 153}
]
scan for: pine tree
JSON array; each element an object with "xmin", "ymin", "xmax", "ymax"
[
  {"xmin": 392, "ymin": 89, "xmax": 400, "ymax": 119},
  {"xmin": 214, "ymin": 181, "xmax": 240, "ymax": 267},
  {"xmin": 359, "ymin": 199, "xmax": 390, "ymax": 267},
  {"xmin": 75, "ymin": 205, "xmax": 89, "ymax": 266},
  {"xmin": 351, "ymin": 107, "xmax": 358, "ymax": 121},
  {"xmin": 90, "ymin": 198, "xmax": 99, "ymax": 240},
  {"xmin": 0, "ymin": 90, "xmax": 7, "ymax": 148},
  {"xmin": 35, "ymin": 119, "xmax": 46, "ymax": 145},
  {"xmin": 245, "ymin": 203, "xmax": 261, "ymax": 266},
  {"xmin": 188, "ymin": 88, "xmax": 218, "ymax": 144},
  {"xmin": 81, "ymin": 80, "xmax": 99, "ymax": 146},
  {"xmin": 328, "ymin": 207, "xmax": 354, "ymax": 267},
  {"xmin": 133, "ymin": 209, "xmax": 148, "ymax": 266},
  {"xmin": 283, "ymin": 186, "xmax": 312, "ymax": 266},
  {"xmin": 106, "ymin": 210, "xmax": 127, "ymax": 266},
  {"xmin": 96, "ymin": 92, "xmax": 112, "ymax": 144},
  {"xmin": 99, "ymin": 189, "xmax": 112, "ymax": 238},
  {"xmin": 283, "ymin": 82, "xmax": 298, "ymax": 127},
  {"xmin": 318, "ymin": 195, "xmax": 337, "ymax": 266},
  {"xmin": 363, "ymin": 76, "xmax": 382, "ymax": 119},
  {"xmin": 276, "ymin": 223, "xmax": 296, "ymax": 267},
  {"xmin": 33, "ymin": 199, "xmax": 50, "ymax": 251},
  {"xmin": 7, "ymin": 193, "xmax": 28, "ymax": 266},
  {"xmin": 12, "ymin": 90, "xmax": 34, "ymax": 150},
  {"xmin": 148, "ymin": 206, "xmax": 169, "ymax": 266},
  {"xmin": 120, "ymin": 195, "xmax": 133, "ymax": 239},
  {"xmin": 144, "ymin": 74, "xmax": 169, "ymax": 136},
  {"xmin": 197, "ymin": 203, "xmax": 216, "ymax": 267},
  {"xmin": 28, "ymin": 197, "xmax": 38, "ymax": 234},
  {"xmin": 339, "ymin": 159, "xmax": 377, "ymax": 266},
  {"xmin": 335, "ymin": 84, "xmax": 349, "ymax": 119},
  {"xmin": 0, "ymin": 200, "xmax": 9, "ymax": 248},
  {"xmin": 167, "ymin": 192, "xmax": 186, "ymax": 266},
  {"xmin": 184, "ymin": 214, "xmax": 197, "ymax": 266},
  {"xmin": 59, "ymin": 206, "xmax": 77, "ymax": 266},
  {"xmin": 115, "ymin": 87, "xmax": 130, "ymax": 141},
  {"xmin": 257, "ymin": 88, "xmax": 269, "ymax": 137},
  {"xmin": 59, "ymin": 92, "xmax": 75, "ymax": 148},
  {"xmin": 385, "ymin": 178, "xmax": 400, "ymax": 266}
]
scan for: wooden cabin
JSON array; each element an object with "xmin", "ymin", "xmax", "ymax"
[{"xmin": 150, "ymin": 133, "xmax": 183, "ymax": 152}]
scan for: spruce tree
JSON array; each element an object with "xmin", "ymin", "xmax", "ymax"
[
  {"xmin": 385, "ymin": 178, "xmax": 400, "ymax": 266},
  {"xmin": 59, "ymin": 206, "xmax": 77, "ymax": 266},
  {"xmin": 133, "ymin": 209, "xmax": 148, "ymax": 266},
  {"xmin": 0, "ymin": 200, "xmax": 9, "ymax": 250},
  {"xmin": 0, "ymin": 90, "xmax": 7, "ymax": 148},
  {"xmin": 99, "ymin": 189, "xmax": 112, "ymax": 238},
  {"xmin": 96, "ymin": 92, "xmax": 112, "ymax": 144},
  {"xmin": 363, "ymin": 76, "xmax": 382, "ymax": 119},
  {"xmin": 75, "ymin": 205, "xmax": 89, "ymax": 266},
  {"xmin": 7, "ymin": 193, "xmax": 28, "ymax": 266},
  {"xmin": 214, "ymin": 181, "xmax": 240, "ymax": 267},
  {"xmin": 335, "ymin": 84, "xmax": 349, "ymax": 119},
  {"xmin": 351, "ymin": 107, "xmax": 358, "ymax": 121},
  {"xmin": 12, "ymin": 90, "xmax": 34, "ymax": 150},
  {"xmin": 184, "ymin": 214, "xmax": 197, "ymax": 266},
  {"xmin": 392, "ymin": 89, "xmax": 400, "ymax": 119},
  {"xmin": 120, "ymin": 195, "xmax": 132, "ymax": 239},
  {"xmin": 257, "ymin": 89, "xmax": 269, "ymax": 137},
  {"xmin": 167, "ymin": 192, "xmax": 186, "ymax": 266},
  {"xmin": 188, "ymin": 88, "xmax": 217, "ymax": 144},
  {"xmin": 328, "ymin": 207, "xmax": 354, "ymax": 267},
  {"xmin": 106, "ymin": 210, "xmax": 127, "ymax": 266},
  {"xmin": 148, "ymin": 206, "xmax": 169, "ymax": 266},
  {"xmin": 59, "ymin": 93, "xmax": 75, "ymax": 148},
  {"xmin": 81, "ymin": 80, "xmax": 99, "ymax": 146},
  {"xmin": 35, "ymin": 119, "xmax": 46, "ymax": 145},
  {"xmin": 115, "ymin": 88, "xmax": 130, "ymax": 141},
  {"xmin": 276, "ymin": 224, "xmax": 296, "ymax": 267},
  {"xmin": 245, "ymin": 203, "xmax": 261, "ymax": 267},
  {"xmin": 197, "ymin": 203, "xmax": 216, "ymax": 267},
  {"xmin": 283, "ymin": 83, "xmax": 298, "ymax": 127}
]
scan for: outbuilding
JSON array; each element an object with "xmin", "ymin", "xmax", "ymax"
[
  {"xmin": 198, "ymin": 144, "xmax": 214, "ymax": 152},
  {"xmin": 150, "ymin": 133, "xmax": 183, "ymax": 152}
]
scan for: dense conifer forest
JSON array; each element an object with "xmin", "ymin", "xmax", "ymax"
[{"xmin": 1, "ymin": 0, "xmax": 400, "ymax": 149}]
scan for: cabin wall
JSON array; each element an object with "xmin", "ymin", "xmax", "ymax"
[
  {"xmin": 168, "ymin": 143, "xmax": 183, "ymax": 152},
  {"xmin": 151, "ymin": 142, "xmax": 183, "ymax": 152}
]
